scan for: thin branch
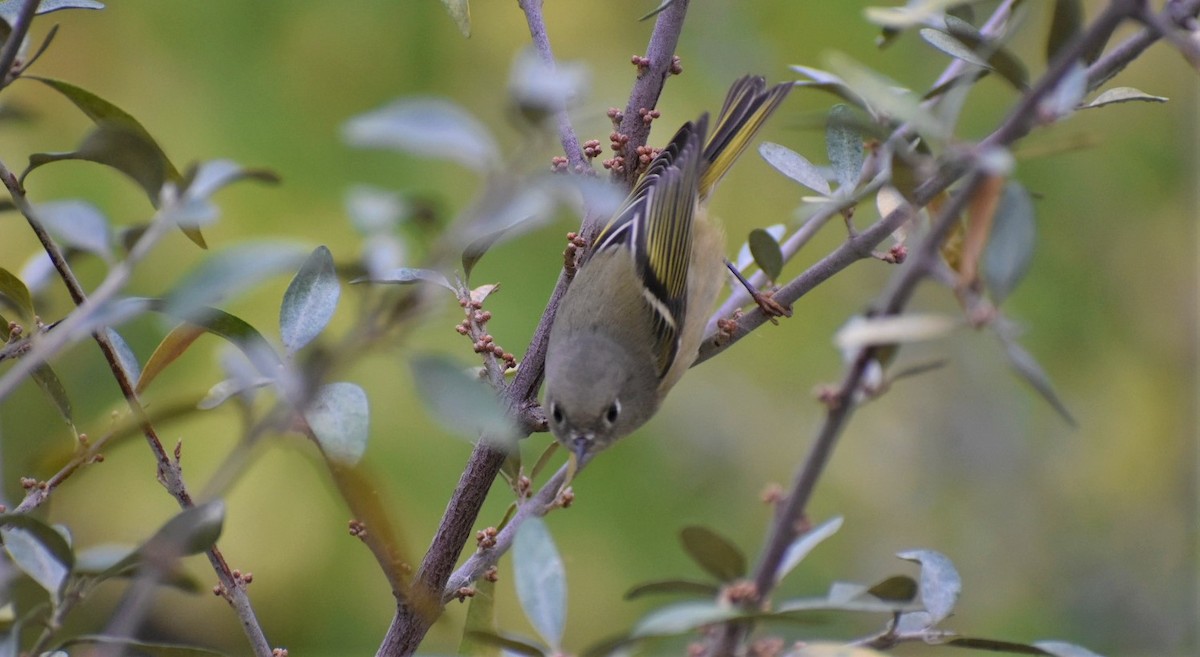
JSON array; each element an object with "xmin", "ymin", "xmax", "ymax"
[
  {"xmin": 442, "ymin": 463, "xmax": 570, "ymax": 602},
  {"xmin": 0, "ymin": 0, "xmax": 39, "ymax": 90},
  {"xmin": 518, "ymin": 0, "xmax": 587, "ymax": 171},
  {"xmin": 702, "ymin": 0, "xmax": 1168, "ymax": 652},
  {"xmin": 614, "ymin": 0, "xmax": 691, "ymax": 188},
  {"xmin": 0, "ymin": 159, "xmax": 274, "ymax": 656}
]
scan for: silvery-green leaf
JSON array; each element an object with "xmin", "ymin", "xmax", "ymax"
[
  {"xmin": 775, "ymin": 516, "xmax": 844, "ymax": 585},
  {"xmin": 280, "ymin": 246, "xmax": 340, "ymax": 355},
  {"xmin": 983, "ymin": 181, "xmax": 1036, "ymax": 304},
  {"xmin": 508, "ymin": 48, "xmax": 589, "ymax": 116},
  {"xmin": 343, "ymin": 98, "xmax": 498, "ymax": 172},
  {"xmin": 346, "ymin": 185, "xmax": 408, "ymax": 235},
  {"xmin": 438, "ymin": 0, "xmax": 470, "ymax": 37},
  {"xmin": 826, "ymin": 104, "xmax": 864, "ymax": 190},
  {"xmin": 1081, "ymin": 86, "xmax": 1168, "ymax": 109},
  {"xmin": 1038, "ymin": 60, "xmax": 1088, "ymax": 120},
  {"xmin": 512, "ymin": 517, "xmax": 566, "ymax": 651},
  {"xmin": 759, "ymin": 142, "xmax": 830, "ymax": 196},
  {"xmin": 897, "ymin": 549, "xmax": 960, "ymax": 624},
  {"xmin": 410, "ymin": 354, "xmax": 517, "ymax": 449},
  {"xmin": 35, "ymin": 200, "xmax": 112, "ymax": 262},
  {"xmin": 303, "ymin": 382, "xmax": 370, "ymax": 465},
  {"xmin": 163, "ymin": 242, "xmax": 310, "ymax": 320},
  {"xmin": 825, "ymin": 52, "xmax": 947, "ymax": 139}
]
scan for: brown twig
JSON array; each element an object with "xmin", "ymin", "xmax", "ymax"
[
  {"xmin": 702, "ymin": 1, "xmax": 1163, "ymax": 653},
  {"xmin": 0, "ymin": 159, "xmax": 275, "ymax": 656},
  {"xmin": 518, "ymin": 0, "xmax": 587, "ymax": 172}
]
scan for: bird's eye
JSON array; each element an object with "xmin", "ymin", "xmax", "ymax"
[
  {"xmin": 604, "ymin": 400, "xmax": 621, "ymax": 425},
  {"xmin": 550, "ymin": 402, "xmax": 564, "ymax": 425}
]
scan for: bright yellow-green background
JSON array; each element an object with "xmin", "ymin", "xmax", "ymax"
[{"xmin": 0, "ymin": 1, "xmax": 1194, "ymax": 656}]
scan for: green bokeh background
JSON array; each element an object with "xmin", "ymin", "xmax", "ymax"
[{"xmin": 0, "ymin": 1, "xmax": 1194, "ymax": 655}]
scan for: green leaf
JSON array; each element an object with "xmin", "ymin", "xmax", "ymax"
[
  {"xmin": 943, "ymin": 15, "xmax": 1029, "ymax": 91},
  {"xmin": 679, "ymin": 526, "xmax": 746, "ymax": 582},
  {"xmin": 459, "ymin": 575, "xmax": 499, "ymax": 657},
  {"xmin": 352, "ymin": 267, "xmax": 453, "ymax": 290},
  {"xmin": 1032, "ymin": 641, "xmax": 1106, "ymax": 657},
  {"xmin": 74, "ymin": 544, "xmax": 201, "ymax": 593},
  {"xmin": 790, "ymin": 65, "xmax": 870, "ymax": 111},
  {"xmin": 639, "ymin": 0, "xmax": 674, "ymax": 21},
  {"xmin": 0, "ymin": 515, "xmax": 73, "ymax": 605},
  {"xmin": 0, "ymin": 0, "xmax": 103, "ymax": 21},
  {"xmin": 104, "ymin": 328, "xmax": 141, "ymax": 382},
  {"xmin": 280, "ymin": 245, "xmax": 340, "ymax": 355},
  {"xmin": 34, "ymin": 200, "xmax": 112, "ymax": 262},
  {"xmin": 462, "ymin": 631, "xmax": 546, "ymax": 657},
  {"xmin": 409, "ymin": 354, "xmax": 517, "ymax": 449},
  {"xmin": 947, "ymin": 637, "xmax": 1053, "ymax": 654},
  {"xmin": 774, "ymin": 515, "xmax": 843, "ymax": 585},
  {"xmin": 303, "ymin": 382, "xmax": 370, "ymax": 466},
  {"xmin": 1081, "ymin": 86, "xmax": 1168, "ymax": 109},
  {"xmin": 1039, "ymin": 60, "xmax": 1088, "ymax": 121},
  {"xmin": 758, "ymin": 142, "xmax": 830, "ymax": 196},
  {"xmin": 461, "ymin": 185, "xmax": 555, "ymax": 281},
  {"xmin": 1046, "ymin": 0, "xmax": 1083, "ymax": 63},
  {"xmin": 632, "ymin": 600, "xmax": 739, "ymax": 638},
  {"xmin": 746, "ymin": 228, "xmax": 783, "ymax": 283},
  {"xmin": 143, "ymin": 501, "xmax": 225, "ymax": 560},
  {"xmin": 863, "ymin": 0, "xmax": 964, "ymax": 28},
  {"xmin": 919, "ymin": 28, "xmax": 990, "ymax": 68},
  {"xmin": 826, "ymin": 104, "xmax": 863, "ymax": 190},
  {"xmin": 999, "ymin": 335, "xmax": 1076, "ymax": 427},
  {"xmin": 513, "ymin": 517, "xmax": 566, "ymax": 651},
  {"xmin": 439, "ymin": 0, "xmax": 470, "ymax": 37},
  {"xmin": 31, "ymin": 363, "xmax": 72, "ymax": 426},
  {"xmin": 825, "ymin": 52, "xmax": 947, "ymax": 140},
  {"xmin": 624, "ymin": 578, "xmax": 719, "ymax": 600},
  {"xmin": 0, "ymin": 266, "xmax": 34, "ymax": 320},
  {"xmin": 59, "ymin": 635, "xmax": 230, "ymax": 657},
  {"xmin": 137, "ymin": 304, "xmax": 282, "ymax": 394},
  {"xmin": 343, "ymin": 98, "xmax": 498, "ymax": 172},
  {"xmin": 163, "ymin": 242, "xmax": 309, "ymax": 320},
  {"xmin": 867, "ymin": 575, "xmax": 918, "ymax": 602},
  {"xmin": 897, "ymin": 549, "xmax": 960, "ymax": 624},
  {"xmin": 983, "ymin": 181, "xmax": 1036, "ymax": 304}
]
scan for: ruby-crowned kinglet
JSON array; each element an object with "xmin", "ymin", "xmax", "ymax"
[{"xmin": 544, "ymin": 76, "xmax": 790, "ymax": 463}]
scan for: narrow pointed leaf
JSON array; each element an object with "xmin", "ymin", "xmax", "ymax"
[
  {"xmin": 59, "ymin": 635, "xmax": 230, "ymax": 657},
  {"xmin": 439, "ymin": 0, "xmax": 470, "ymax": 37},
  {"xmin": 143, "ymin": 501, "xmax": 225, "ymax": 561},
  {"xmin": 897, "ymin": 549, "xmax": 960, "ymax": 624},
  {"xmin": 775, "ymin": 515, "xmax": 843, "ymax": 585},
  {"xmin": 163, "ymin": 242, "xmax": 309, "ymax": 320},
  {"xmin": 919, "ymin": 28, "xmax": 990, "ymax": 68},
  {"xmin": 34, "ymin": 200, "xmax": 112, "ymax": 262},
  {"xmin": 459, "ymin": 576, "xmax": 500, "ymax": 657},
  {"xmin": 679, "ymin": 526, "xmax": 745, "ymax": 582},
  {"xmin": 826, "ymin": 105, "xmax": 863, "ymax": 189},
  {"xmin": 983, "ymin": 181, "xmax": 1036, "ymax": 304},
  {"xmin": 942, "ymin": 15, "xmax": 1030, "ymax": 91},
  {"xmin": 1000, "ymin": 336, "xmax": 1076, "ymax": 426},
  {"xmin": 138, "ymin": 304, "xmax": 282, "ymax": 394},
  {"xmin": 352, "ymin": 267, "xmax": 453, "ymax": 290},
  {"xmin": 303, "ymin": 382, "xmax": 370, "ymax": 466},
  {"xmin": 867, "ymin": 575, "xmax": 918, "ymax": 602},
  {"xmin": 0, "ymin": 0, "xmax": 103, "ymax": 20},
  {"xmin": 0, "ymin": 267, "xmax": 33, "ymax": 319},
  {"xmin": 747, "ymin": 228, "xmax": 783, "ymax": 282},
  {"xmin": 183, "ymin": 159, "xmax": 279, "ymax": 201},
  {"xmin": 31, "ymin": 363, "xmax": 72, "ymax": 425},
  {"xmin": 1033, "ymin": 641, "xmax": 1106, "ymax": 657},
  {"xmin": 632, "ymin": 601, "xmax": 739, "ymax": 637},
  {"xmin": 639, "ymin": 0, "xmax": 674, "ymax": 21},
  {"xmin": 947, "ymin": 638, "xmax": 1052, "ymax": 654},
  {"xmin": 280, "ymin": 246, "xmax": 340, "ymax": 355},
  {"xmin": 624, "ymin": 579, "xmax": 720, "ymax": 600},
  {"xmin": 1081, "ymin": 86, "xmax": 1168, "ymax": 109},
  {"xmin": 343, "ymin": 98, "xmax": 498, "ymax": 172},
  {"xmin": 103, "ymin": 328, "xmax": 141, "ymax": 381},
  {"xmin": 409, "ymin": 354, "xmax": 517, "ymax": 448},
  {"xmin": 759, "ymin": 142, "xmax": 830, "ymax": 196},
  {"xmin": 513, "ymin": 517, "xmax": 566, "ymax": 651},
  {"xmin": 1047, "ymin": 0, "xmax": 1083, "ymax": 63},
  {"xmin": 1039, "ymin": 60, "xmax": 1088, "ymax": 120},
  {"xmin": 825, "ymin": 52, "xmax": 947, "ymax": 139},
  {"xmin": 0, "ymin": 515, "xmax": 74, "ymax": 605}
]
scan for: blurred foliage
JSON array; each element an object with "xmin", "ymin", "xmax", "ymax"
[{"xmin": 0, "ymin": 1, "xmax": 1194, "ymax": 656}]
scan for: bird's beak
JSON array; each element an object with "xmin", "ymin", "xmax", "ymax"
[{"xmin": 570, "ymin": 434, "xmax": 594, "ymax": 467}]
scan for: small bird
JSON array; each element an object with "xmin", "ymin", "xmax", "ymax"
[{"xmin": 544, "ymin": 75, "xmax": 791, "ymax": 464}]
